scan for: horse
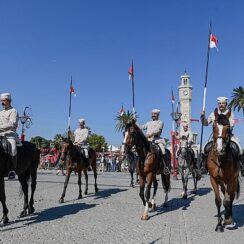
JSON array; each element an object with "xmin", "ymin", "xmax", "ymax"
[
  {"xmin": 207, "ymin": 109, "xmax": 240, "ymax": 232},
  {"xmin": 123, "ymin": 120, "xmax": 171, "ymax": 220},
  {"xmin": 0, "ymin": 138, "xmax": 39, "ymax": 225},
  {"xmin": 125, "ymin": 150, "xmax": 139, "ymax": 187},
  {"xmin": 177, "ymin": 137, "xmax": 200, "ymax": 199},
  {"xmin": 59, "ymin": 139, "xmax": 98, "ymax": 203}
]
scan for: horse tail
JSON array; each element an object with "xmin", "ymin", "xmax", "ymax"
[{"xmin": 236, "ymin": 177, "xmax": 241, "ymax": 200}]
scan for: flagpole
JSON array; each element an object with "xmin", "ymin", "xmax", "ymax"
[
  {"xmin": 199, "ymin": 22, "xmax": 212, "ymax": 172},
  {"xmin": 131, "ymin": 59, "xmax": 135, "ymax": 117},
  {"xmin": 68, "ymin": 76, "xmax": 72, "ymax": 138}
]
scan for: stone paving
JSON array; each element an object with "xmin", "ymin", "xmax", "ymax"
[{"xmin": 0, "ymin": 170, "xmax": 244, "ymax": 244}]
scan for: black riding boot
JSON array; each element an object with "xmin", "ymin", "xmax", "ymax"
[
  {"xmin": 162, "ymin": 154, "xmax": 170, "ymax": 175},
  {"xmin": 8, "ymin": 155, "xmax": 17, "ymax": 180}
]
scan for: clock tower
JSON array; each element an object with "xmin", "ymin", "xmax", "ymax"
[{"xmin": 178, "ymin": 71, "xmax": 192, "ymax": 132}]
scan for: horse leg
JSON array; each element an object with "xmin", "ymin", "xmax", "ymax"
[
  {"xmin": 139, "ymin": 175, "xmax": 146, "ymax": 206},
  {"xmin": 28, "ymin": 169, "xmax": 37, "ymax": 215},
  {"xmin": 161, "ymin": 172, "xmax": 170, "ymax": 207},
  {"xmin": 84, "ymin": 170, "xmax": 89, "ymax": 195},
  {"xmin": 151, "ymin": 178, "xmax": 158, "ymax": 211},
  {"xmin": 141, "ymin": 174, "xmax": 153, "ymax": 220},
  {"xmin": 210, "ymin": 176, "xmax": 223, "ymax": 232},
  {"xmin": 0, "ymin": 178, "xmax": 9, "ymax": 225},
  {"xmin": 129, "ymin": 170, "xmax": 134, "ymax": 187},
  {"xmin": 182, "ymin": 167, "xmax": 189, "ymax": 199},
  {"xmin": 91, "ymin": 163, "xmax": 98, "ymax": 193},
  {"xmin": 18, "ymin": 172, "xmax": 29, "ymax": 217},
  {"xmin": 59, "ymin": 170, "xmax": 71, "ymax": 203},
  {"xmin": 77, "ymin": 171, "xmax": 82, "ymax": 199}
]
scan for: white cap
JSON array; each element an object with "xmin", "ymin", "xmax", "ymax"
[
  {"xmin": 0, "ymin": 93, "xmax": 11, "ymax": 101},
  {"xmin": 79, "ymin": 118, "xmax": 85, "ymax": 124},
  {"xmin": 217, "ymin": 96, "xmax": 228, "ymax": 103},
  {"xmin": 151, "ymin": 109, "xmax": 160, "ymax": 114}
]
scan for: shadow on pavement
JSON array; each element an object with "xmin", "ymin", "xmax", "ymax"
[
  {"xmin": 93, "ymin": 188, "xmax": 127, "ymax": 200},
  {"xmin": 26, "ymin": 202, "xmax": 97, "ymax": 225},
  {"xmin": 150, "ymin": 187, "xmax": 212, "ymax": 218}
]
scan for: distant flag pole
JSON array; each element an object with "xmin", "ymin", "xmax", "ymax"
[
  {"xmin": 128, "ymin": 59, "xmax": 135, "ymax": 117},
  {"xmin": 199, "ymin": 22, "xmax": 218, "ymax": 172},
  {"xmin": 68, "ymin": 76, "xmax": 75, "ymax": 138}
]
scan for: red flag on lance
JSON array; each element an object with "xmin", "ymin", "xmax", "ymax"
[
  {"xmin": 171, "ymin": 88, "xmax": 175, "ymax": 104},
  {"xmin": 70, "ymin": 86, "xmax": 76, "ymax": 96},
  {"xmin": 209, "ymin": 33, "xmax": 218, "ymax": 50},
  {"xmin": 128, "ymin": 62, "xmax": 134, "ymax": 80},
  {"xmin": 119, "ymin": 105, "xmax": 125, "ymax": 116}
]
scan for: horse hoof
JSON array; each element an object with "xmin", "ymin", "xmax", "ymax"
[
  {"xmin": 224, "ymin": 218, "xmax": 234, "ymax": 226},
  {"xmin": 18, "ymin": 210, "xmax": 27, "ymax": 218},
  {"xmin": 28, "ymin": 206, "xmax": 35, "ymax": 215},
  {"xmin": 0, "ymin": 217, "xmax": 9, "ymax": 225},
  {"xmin": 141, "ymin": 215, "xmax": 149, "ymax": 220},
  {"xmin": 215, "ymin": 225, "xmax": 224, "ymax": 232},
  {"xmin": 84, "ymin": 190, "xmax": 88, "ymax": 195},
  {"xmin": 59, "ymin": 198, "xmax": 64, "ymax": 204},
  {"xmin": 148, "ymin": 202, "xmax": 152, "ymax": 208},
  {"xmin": 152, "ymin": 204, "xmax": 157, "ymax": 211},
  {"xmin": 77, "ymin": 195, "xmax": 83, "ymax": 200},
  {"xmin": 183, "ymin": 194, "xmax": 187, "ymax": 199},
  {"xmin": 95, "ymin": 188, "xmax": 99, "ymax": 193}
]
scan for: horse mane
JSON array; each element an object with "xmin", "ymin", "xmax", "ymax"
[
  {"xmin": 216, "ymin": 114, "xmax": 230, "ymax": 126},
  {"xmin": 134, "ymin": 124, "xmax": 151, "ymax": 151}
]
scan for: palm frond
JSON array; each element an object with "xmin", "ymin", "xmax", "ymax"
[
  {"xmin": 115, "ymin": 110, "xmax": 138, "ymax": 132},
  {"xmin": 229, "ymin": 86, "xmax": 244, "ymax": 115}
]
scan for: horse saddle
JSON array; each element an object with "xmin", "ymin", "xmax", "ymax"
[
  {"xmin": 0, "ymin": 136, "xmax": 11, "ymax": 155},
  {"xmin": 76, "ymin": 144, "xmax": 90, "ymax": 159}
]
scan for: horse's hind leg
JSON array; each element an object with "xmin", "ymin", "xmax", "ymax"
[
  {"xmin": 161, "ymin": 173, "xmax": 170, "ymax": 207},
  {"xmin": 151, "ymin": 178, "xmax": 158, "ymax": 211},
  {"xmin": 84, "ymin": 170, "xmax": 89, "ymax": 195},
  {"xmin": 18, "ymin": 171, "xmax": 30, "ymax": 217},
  {"xmin": 28, "ymin": 169, "xmax": 37, "ymax": 214},
  {"xmin": 129, "ymin": 170, "xmax": 134, "ymax": 187},
  {"xmin": 91, "ymin": 162, "xmax": 98, "ymax": 193},
  {"xmin": 0, "ymin": 178, "xmax": 9, "ymax": 225},
  {"xmin": 77, "ymin": 171, "xmax": 82, "ymax": 199},
  {"xmin": 59, "ymin": 170, "xmax": 71, "ymax": 203}
]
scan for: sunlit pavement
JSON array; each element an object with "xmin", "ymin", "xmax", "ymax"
[{"xmin": 0, "ymin": 170, "xmax": 244, "ymax": 244}]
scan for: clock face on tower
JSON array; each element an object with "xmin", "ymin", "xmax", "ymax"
[{"xmin": 183, "ymin": 90, "xmax": 188, "ymax": 96}]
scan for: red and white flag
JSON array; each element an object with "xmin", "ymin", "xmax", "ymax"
[
  {"xmin": 119, "ymin": 105, "xmax": 125, "ymax": 116},
  {"xmin": 171, "ymin": 88, "xmax": 175, "ymax": 104},
  {"xmin": 128, "ymin": 61, "xmax": 134, "ymax": 80},
  {"xmin": 209, "ymin": 33, "xmax": 218, "ymax": 49},
  {"xmin": 70, "ymin": 86, "xmax": 76, "ymax": 96}
]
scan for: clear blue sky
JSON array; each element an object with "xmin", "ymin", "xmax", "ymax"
[{"xmin": 0, "ymin": 0, "xmax": 243, "ymax": 147}]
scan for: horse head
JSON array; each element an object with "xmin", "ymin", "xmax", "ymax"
[
  {"xmin": 60, "ymin": 138, "xmax": 73, "ymax": 161},
  {"xmin": 122, "ymin": 119, "xmax": 138, "ymax": 153},
  {"xmin": 213, "ymin": 109, "xmax": 231, "ymax": 155}
]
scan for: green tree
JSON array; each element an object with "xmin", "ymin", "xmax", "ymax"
[
  {"xmin": 88, "ymin": 134, "xmax": 107, "ymax": 152},
  {"xmin": 229, "ymin": 86, "xmax": 244, "ymax": 114},
  {"xmin": 30, "ymin": 136, "xmax": 51, "ymax": 148}
]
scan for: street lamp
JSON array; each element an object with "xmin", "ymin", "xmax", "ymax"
[
  {"xmin": 19, "ymin": 106, "xmax": 32, "ymax": 142},
  {"xmin": 170, "ymin": 111, "xmax": 182, "ymax": 180}
]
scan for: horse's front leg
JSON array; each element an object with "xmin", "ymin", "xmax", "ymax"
[
  {"xmin": 18, "ymin": 173, "xmax": 29, "ymax": 218},
  {"xmin": 59, "ymin": 170, "xmax": 71, "ymax": 203},
  {"xmin": 28, "ymin": 170, "xmax": 37, "ymax": 215},
  {"xmin": 210, "ymin": 176, "xmax": 223, "ymax": 232},
  {"xmin": 84, "ymin": 170, "xmax": 88, "ymax": 195},
  {"xmin": 77, "ymin": 171, "xmax": 82, "ymax": 199},
  {"xmin": 141, "ymin": 173, "xmax": 153, "ymax": 220},
  {"xmin": 0, "ymin": 178, "xmax": 9, "ymax": 225},
  {"xmin": 91, "ymin": 162, "xmax": 98, "ymax": 193},
  {"xmin": 129, "ymin": 170, "xmax": 134, "ymax": 187},
  {"xmin": 182, "ymin": 167, "xmax": 189, "ymax": 199},
  {"xmin": 223, "ymin": 183, "xmax": 235, "ymax": 227}
]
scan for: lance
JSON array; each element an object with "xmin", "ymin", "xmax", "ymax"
[
  {"xmin": 67, "ymin": 76, "xmax": 73, "ymax": 139},
  {"xmin": 199, "ymin": 22, "xmax": 212, "ymax": 172},
  {"xmin": 128, "ymin": 59, "xmax": 135, "ymax": 118}
]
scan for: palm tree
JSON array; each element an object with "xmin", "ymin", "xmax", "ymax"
[
  {"xmin": 229, "ymin": 86, "xmax": 244, "ymax": 115},
  {"xmin": 115, "ymin": 110, "xmax": 137, "ymax": 132}
]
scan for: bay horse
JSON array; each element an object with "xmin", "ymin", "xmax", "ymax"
[
  {"xmin": 177, "ymin": 138, "xmax": 200, "ymax": 199},
  {"xmin": 207, "ymin": 109, "xmax": 240, "ymax": 232},
  {"xmin": 59, "ymin": 139, "xmax": 98, "ymax": 203},
  {"xmin": 0, "ymin": 138, "xmax": 39, "ymax": 225},
  {"xmin": 123, "ymin": 120, "xmax": 171, "ymax": 220}
]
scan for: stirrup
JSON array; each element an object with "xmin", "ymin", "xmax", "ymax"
[
  {"xmin": 8, "ymin": 171, "xmax": 16, "ymax": 180},
  {"xmin": 164, "ymin": 167, "xmax": 171, "ymax": 175}
]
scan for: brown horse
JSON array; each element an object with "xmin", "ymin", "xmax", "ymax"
[
  {"xmin": 0, "ymin": 139, "xmax": 40, "ymax": 225},
  {"xmin": 59, "ymin": 139, "xmax": 98, "ymax": 203},
  {"xmin": 123, "ymin": 120, "xmax": 171, "ymax": 220},
  {"xmin": 207, "ymin": 109, "xmax": 240, "ymax": 232}
]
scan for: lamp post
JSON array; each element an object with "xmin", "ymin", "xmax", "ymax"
[
  {"xmin": 170, "ymin": 111, "xmax": 182, "ymax": 180},
  {"xmin": 19, "ymin": 106, "xmax": 32, "ymax": 142}
]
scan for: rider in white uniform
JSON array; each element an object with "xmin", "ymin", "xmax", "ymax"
[
  {"xmin": 201, "ymin": 96, "xmax": 242, "ymax": 157},
  {"xmin": 0, "ymin": 93, "xmax": 19, "ymax": 179},
  {"xmin": 74, "ymin": 118, "xmax": 90, "ymax": 158}
]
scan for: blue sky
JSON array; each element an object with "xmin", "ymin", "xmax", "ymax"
[{"xmin": 0, "ymin": 0, "xmax": 243, "ymax": 147}]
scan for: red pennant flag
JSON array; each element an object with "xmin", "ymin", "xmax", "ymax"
[
  {"xmin": 128, "ymin": 61, "xmax": 134, "ymax": 80},
  {"xmin": 210, "ymin": 33, "xmax": 218, "ymax": 49},
  {"xmin": 119, "ymin": 105, "xmax": 125, "ymax": 116},
  {"xmin": 171, "ymin": 89, "xmax": 175, "ymax": 104}
]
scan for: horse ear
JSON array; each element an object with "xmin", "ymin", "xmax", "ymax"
[
  {"xmin": 226, "ymin": 108, "xmax": 231, "ymax": 119},
  {"xmin": 214, "ymin": 108, "xmax": 218, "ymax": 119},
  {"xmin": 132, "ymin": 118, "xmax": 136, "ymax": 126}
]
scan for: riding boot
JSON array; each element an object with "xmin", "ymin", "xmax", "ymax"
[{"xmin": 8, "ymin": 155, "xmax": 17, "ymax": 180}]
